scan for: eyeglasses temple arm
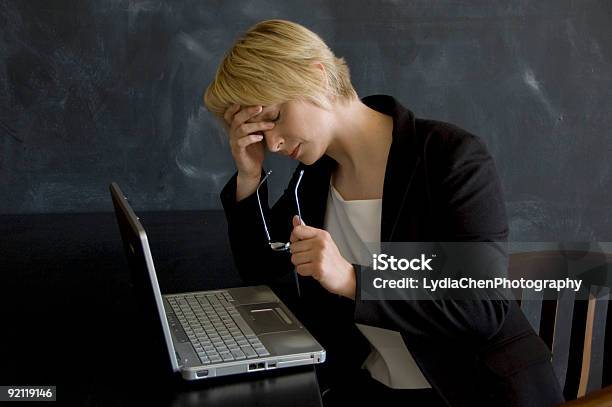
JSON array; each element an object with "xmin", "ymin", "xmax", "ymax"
[
  {"xmin": 256, "ymin": 170, "xmax": 273, "ymax": 243},
  {"xmin": 294, "ymin": 169, "xmax": 305, "ymax": 225}
]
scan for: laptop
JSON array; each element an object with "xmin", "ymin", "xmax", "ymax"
[{"xmin": 110, "ymin": 182, "xmax": 325, "ymax": 380}]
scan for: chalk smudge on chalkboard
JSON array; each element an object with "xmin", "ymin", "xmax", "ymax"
[
  {"xmin": 522, "ymin": 68, "xmax": 558, "ymax": 120},
  {"xmin": 175, "ymin": 111, "xmax": 232, "ymax": 193},
  {"xmin": 508, "ymin": 200, "xmax": 597, "ymax": 241},
  {"xmin": 121, "ymin": 0, "xmax": 162, "ymax": 13},
  {"xmin": 177, "ymin": 32, "xmax": 213, "ymax": 62}
]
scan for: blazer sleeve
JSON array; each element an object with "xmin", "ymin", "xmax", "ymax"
[
  {"xmin": 220, "ymin": 168, "xmax": 303, "ymax": 285},
  {"xmin": 353, "ymin": 128, "xmax": 512, "ymax": 343}
]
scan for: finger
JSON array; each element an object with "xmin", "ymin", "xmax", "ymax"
[
  {"xmin": 236, "ymin": 121, "xmax": 275, "ymax": 138},
  {"xmin": 292, "ymin": 215, "xmax": 304, "ymax": 227},
  {"xmin": 245, "ymin": 108, "xmax": 268, "ymax": 124},
  {"xmin": 289, "ymin": 238, "xmax": 319, "ymax": 253},
  {"xmin": 296, "ymin": 263, "xmax": 316, "ymax": 278},
  {"xmin": 290, "ymin": 224, "xmax": 319, "ymax": 242},
  {"xmin": 235, "ymin": 133, "xmax": 264, "ymax": 149},
  {"xmin": 290, "ymin": 239, "xmax": 312, "ymax": 254},
  {"xmin": 223, "ymin": 103, "xmax": 241, "ymax": 127},
  {"xmin": 289, "ymin": 239, "xmax": 314, "ymax": 254},
  {"xmin": 231, "ymin": 105, "xmax": 262, "ymax": 130},
  {"xmin": 290, "ymin": 251, "xmax": 312, "ymax": 266}
]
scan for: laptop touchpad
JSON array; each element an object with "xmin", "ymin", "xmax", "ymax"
[{"xmin": 240, "ymin": 303, "xmax": 296, "ymax": 334}]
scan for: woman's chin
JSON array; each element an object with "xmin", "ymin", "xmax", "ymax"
[
  {"xmin": 300, "ymin": 154, "xmax": 320, "ymax": 165},
  {"xmin": 293, "ymin": 147, "xmax": 322, "ymax": 165}
]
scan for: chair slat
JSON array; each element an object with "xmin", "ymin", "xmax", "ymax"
[
  {"xmin": 578, "ymin": 286, "xmax": 610, "ymax": 397},
  {"xmin": 552, "ymin": 288, "xmax": 576, "ymax": 389}
]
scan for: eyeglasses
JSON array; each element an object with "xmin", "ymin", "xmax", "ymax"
[{"xmin": 256, "ymin": 169, "xmax": 305, "ymax": 252}]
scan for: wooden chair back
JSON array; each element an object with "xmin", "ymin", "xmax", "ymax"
[{"xmin": 508, "ymin": 248, "xmax": 611, "ymax": 400}]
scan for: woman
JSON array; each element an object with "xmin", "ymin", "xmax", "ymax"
[{"xmin": 204, "ymin": 19, "xmax": 564, "ymax": 407}]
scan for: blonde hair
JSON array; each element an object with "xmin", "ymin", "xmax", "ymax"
[{"xmin": 204, "ymin": 19, "xmax": 358, "ymax": 120}]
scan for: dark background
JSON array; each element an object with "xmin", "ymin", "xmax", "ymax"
[
  {"xmin": 1, "ymin": 1, "xmax": 611, "ymax": 405},
  {"xmin": 1, "ymin": 0, "xmax": 611, "ymax": 242}
]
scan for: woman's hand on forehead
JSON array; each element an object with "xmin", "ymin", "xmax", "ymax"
[{"xmin": 245, "ymin": 105, "xmax": 277, "ymax": 123}]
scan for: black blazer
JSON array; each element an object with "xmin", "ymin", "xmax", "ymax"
[{"xmin": 220, "ymin": 95, "xmax": 564, "ymax": 407}]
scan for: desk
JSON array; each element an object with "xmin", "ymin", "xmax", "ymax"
[{"xmin": 0, "ymin": 211, "xmax": 323, "ymax": 406}]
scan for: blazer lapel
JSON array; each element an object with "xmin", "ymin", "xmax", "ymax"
[
  {"xmin": 362, "ymin": 95, "xmax": 421, "ymax": 242},
  {"xmin": 381, "ymin": 149, "xmax": 420, "ymax": 242}
]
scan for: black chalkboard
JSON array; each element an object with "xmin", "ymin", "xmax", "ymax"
[{"xmin": 1, "ymin": 0, "xmax": 611, "ymax": 240}]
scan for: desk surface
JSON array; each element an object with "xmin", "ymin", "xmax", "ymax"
[{"xmin": 0, "ymin": 211, "xmax": 323, "ymax": 406}]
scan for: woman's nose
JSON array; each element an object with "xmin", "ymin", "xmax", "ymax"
[{"xmin": 266, "ymin": 132, "xmax": 284, "ymax": 152}]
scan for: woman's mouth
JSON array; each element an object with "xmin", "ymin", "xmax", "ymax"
[{"xmin": 289, "ymin": 144, "xmax": 301, "ymax": 159}]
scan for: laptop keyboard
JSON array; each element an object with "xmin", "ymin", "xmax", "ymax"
[{"xmin": 167, "ymin": 292, "xmax": 270, "ymax": 365}]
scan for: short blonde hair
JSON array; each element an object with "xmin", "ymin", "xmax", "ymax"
[{"xmin": 204, "ymin": 19, "xmax": 358, "ymax": 120}]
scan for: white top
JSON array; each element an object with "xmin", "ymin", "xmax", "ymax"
[{"xmin": 323, "ymin": 182, "xmax": 432, "ymax": 389}]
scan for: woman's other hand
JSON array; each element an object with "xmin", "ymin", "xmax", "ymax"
[{"xmin": 289, "ymin": 215, "xmax": 356, "ymax": 299}]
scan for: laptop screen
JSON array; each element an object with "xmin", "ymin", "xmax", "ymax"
[{"xmin": 110, "ymin": 182, "xmax": 180, "ymax": 373}]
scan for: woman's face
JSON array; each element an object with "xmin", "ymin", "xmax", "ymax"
[{"xmin": 245, "ymin": 98, "xmax": 334, "ymax": 165}]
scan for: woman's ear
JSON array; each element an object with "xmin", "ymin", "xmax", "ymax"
[
  {"xmin": 312, "ymin": 62, "xmax": 335, "ymax": 102},
  {"xmin": 313, "ymin": 61, "xmax": 325, "ymax": 74}
]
